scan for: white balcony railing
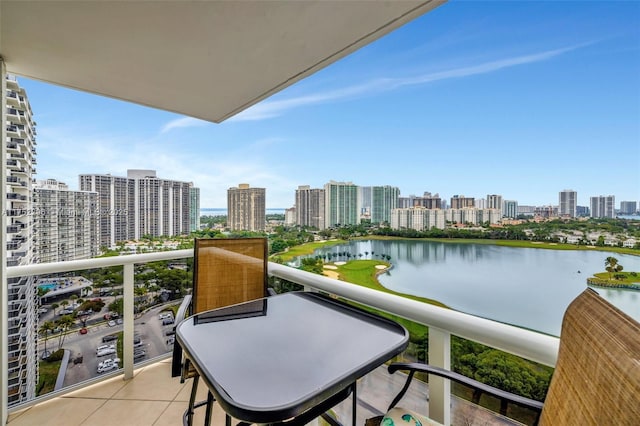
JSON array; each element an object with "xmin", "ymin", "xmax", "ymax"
[{"xmin": 5, "ymin": 251, "xmax": 560, "ymax": 425}]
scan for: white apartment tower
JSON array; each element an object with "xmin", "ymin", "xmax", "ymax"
[
  {"xmin": 129, "ymin": 170, "xmax": 191, "ymax": 239},
  {"xmin": 487, "ymin": 194, "xmax": 503, "ymax": 217},
  {"xmin": 391, "ymin": 207, "xmax": 446, "ymax": 231},
  {"xmin": 324, "ymin": 181, "xmax": 358, "ymax": 228},
  {"xmin": 559, "ymin": 189, "xmax": 577, "ymax": 218},
  {"xmin": 33, "ymin": 180, "xmax": 99, "ymax": 262},
  {"xmin": 590, "ymin": 195, "xmax": 615, "ymax": 218},
  {"xmin": 79, "ymin": 174, "xmax": 135, "ymax": 247},
  {"xmin": 4, "ymin": 75, "xmax": 38, "ymax": 406},
  {"xmin": 295, "ymin": 185, "xmax": 325, "ymax": 229},
  {"xmin": 79, "ymin": 170, "xmax": 194, "ymax": 247},
  {"xmin": 227, "ymin": 184, "xmax": 266, "ymax": 231}
]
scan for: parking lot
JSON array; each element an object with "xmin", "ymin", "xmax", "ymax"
[{"xmin": 57, "ymin": 303, "xmax": 179, "ymax": 387}]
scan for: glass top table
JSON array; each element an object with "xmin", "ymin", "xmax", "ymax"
[{"xmin": 176, "ymin": 291, "xmax": 409, "ymax": 424}]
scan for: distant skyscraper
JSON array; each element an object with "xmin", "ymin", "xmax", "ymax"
[
  {"xmin": 620, "ymin": 201, "xmax": 637, "ymax": 215},
  {"xmin": 413, "ymin": 192, "xmax": 442, "ymax": 209},
  {"xmin": 189, "ymin": 186, "xmax": 200, "ymax": 231},
  {"xmin": 324, "ymin": 181, "xmax": 358, "ymax": 228},
  {"xmin": 590, "ymin": 195, "xmax": 615, "ymax": 218},
  {"xmin": 391, "ymin": 207, "xmax": 446, "ymax": 231},
  {"xmin": 370, "ymin": 185, "xmax": 400, "ymax": 224},
  {"xmin": 503, "ymin": 200, "xmax": 518, "ymax": 219},
  {"xmin": 33, "ymin": 179, "xmax": 99, "ymax": 263},
  {"xmin": 487, "ymin": 194, "xmax": 503, "ymax": 216},
  {"xmin": 357, "ymin": 186, "xmax": 372, "ymax": 219},
  {"xmin": 4, "ymin": 74, "xmax": 38, "ymax": 406},
  {"xmin": 227, "ymin": 184, "xmax": 266, "ymax": 231},
  {"xmin": 450, "ymin": 195, "xmax": 474, "ymax": 209},
  {"xmin": 559, "ymin": 190, "xmax": 577, "ymax": 218},
  {"xmin": 80, "ymin": 169, "xmax": 195, "ymax": 247},
  {"xmin": 284, "ymin": 207, "xmax": 296, "ymax": 226},
  {"xmin": 295, "ymin": 185, "xmax": 325, "ymax": 229}
]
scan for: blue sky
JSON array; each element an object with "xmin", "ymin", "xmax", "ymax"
[{"xmin": 19, "ymin": 1, "xmax": 640, "ymax": 209}]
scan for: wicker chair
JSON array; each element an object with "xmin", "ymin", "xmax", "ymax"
[
  {"xmin": 373, "ymin": 288, "xmax": 640, "ymax": 425},
  {"xmin": 171, "ymin": 237, "xmax": 271, "ymax": 426}
]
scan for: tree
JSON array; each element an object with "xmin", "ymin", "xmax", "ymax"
[
  {"xmin": 605, "ymin": 256, "xmax": 623, "ymax": 280},
  {"xmin": 39, "ymin": 321, "xmax": 55, "ymax": 358},
  {"xmin": 55, "ymin": 315, "xmax": 75, "ymax": 350},
  {"xmin": 51, "ymin": 303, "xmax": 59, "ymax": 315}
]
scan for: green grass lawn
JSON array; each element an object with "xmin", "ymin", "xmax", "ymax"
[{"xmin": 36, "ymin": 351, "xmax": 63, "ymax": 396}]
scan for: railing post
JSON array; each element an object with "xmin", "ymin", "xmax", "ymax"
[
  {"xmin": 428, "ymin": 327, "xmax": 451, "ymax": 425},
  {"xmin": 123, "ymin": 263, "xmax": 134, "ymax": 379}
]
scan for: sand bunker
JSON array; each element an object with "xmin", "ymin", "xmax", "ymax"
[
  {"xmin": 334, "ymin": 261, "xmax": 346, "ymax": 265},
  {"xmin": 375, "ymin": 265, "xmax": 387, "ymax": 270},
  {"xmin": 323, "ymin": 265, "xmax": 338, "ymax": 270}
]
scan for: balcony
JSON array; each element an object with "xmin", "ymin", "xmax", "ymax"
[{"xmin": 4, "ymin": 251, "xmax": 558, "ymax": 426}]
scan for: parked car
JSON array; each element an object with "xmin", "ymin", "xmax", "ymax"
[
  {"xmin": 98, "ymin": 357, "xmax": 120, "ymax": 369},
  {"xmin": 97, "ymin": 358, "xmax": 120, "ymax": 373},
  {"xmin": 96, "ymin": 347, "xmax": 116, "ymax": 357},
  {"xmin": 96, "ymin": 344, "xmax": 114, "ymax": 352},
  {"xmin": 116, "ymin": 318, "xmax": 123, "ymax": 325},
  {"xmin": 107, "ymin": 320, "xmax": 116, "ymax": 327},
  {"xmin": 102, "ymin": 334, "xmax": 118, "ymax": 343},
  {"xmin": 162, "ymin": 318, "xmax": 174, "ymax": 326},
  {"xmin": 159, "ymin": 312, "xmax": 173, "ymax": 320},
  {"xmin": 79, "ymin": 327, "xmax": 88, "ymax": 335},
  {"xmin": 133, "ymin": 349, "xmax": 146, "ymax": 360},
  {"xmin": 37, "ymin": 307, "xmax": 48, "ymax": 314}
]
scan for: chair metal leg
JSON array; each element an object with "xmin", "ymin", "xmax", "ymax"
[
  {"xmin": 185, "ymin": 374, "xmax": 200, "ymax": 426},
  {"xmin": 204, "ymin": 391, "xmax": 214, "ymax": 426},
  {"xmin": 352, "ymin": 383, "xmax": 357, "ymax": 426},
  {"xmin": 225, "ymin": 414, "xmax": 232, "ymax": 426}
]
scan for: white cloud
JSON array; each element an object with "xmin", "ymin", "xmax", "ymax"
[
  {"xmin": 231, "ymin": 44, "xmax": 585, "ymax": 121},
  {"xmin": 160, "ymin": 117, "xmax": 209, "ymax": 133}
]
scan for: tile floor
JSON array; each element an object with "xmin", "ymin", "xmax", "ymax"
[{"xmin": 6, "ymin": 359, "xmax": 227, "ymax": 426}]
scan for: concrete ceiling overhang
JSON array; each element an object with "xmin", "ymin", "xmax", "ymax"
[{"xmin": 0, "ymin": 0, "xmax": 444, "ymax": 123}]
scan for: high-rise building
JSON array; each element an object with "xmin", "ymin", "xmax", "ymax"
[
  {"xmin": 371, "ymin": 185, "xmax": 400, "ymax": 224},
  {"xmin": 189, "ymin": 186, "xmax": 200, "ymax": 232},
  {"xmin": 295, "ymin": 185, "xmax": 325, "ymax": 229},
  {"xmin": 412, "ymin": 192, "xmax": 442, "ymax": 209},
  {"xmin": 33, "ymin": 179, "xmax": 99, "ymax": 263},
  {"xmin": 324, "ymin": 181, "xmax": 358, "ymax": 228},
  {"xmin": 450, "ymin": 195, "xmax": 474, "ymax": 209},
  {"xmin": 487, "ymin": 194, "xmax": 503, "ymax": 217},
  {"xmin": 284, "ymin": 207, "xmax": 296, "ymax": 226},
  {"xmin": 79, "ymin": 174, "xmax": 134, "ymax": 248},
  {"xmin": 503, "ymin": 200, "xmax": 518, "ymax": 219},
  {"xmin": 620, "ymin": 201, "xmax": 637, "ymax": 215},
  {"xmin": 446, "ymin": 208, "xmax": 501, "ymax": 226},
  {"xmin": 227, "ymin": 184, "xmax": 266, "ymax": 231},
  {"xmin": 80, "ymin": 170, "xmax": 195, "ymax": 247},
  {"xmin": 559, "ymin": 189, "xmax": 577, "ymax": 218},
  {"xmin": 4, "ymin": 75, "xmax": 38, "ymax": 406},
  {"xmin": 391, "ymin": 207, "xmax": 446, "ymax": 231},
  {"xmin": 357, "ymin": 186, "xmax": 372, "ymax": 220},
  {"xmin": 590, "ymin": 195, "xmax": 615, "ymax": 218}
]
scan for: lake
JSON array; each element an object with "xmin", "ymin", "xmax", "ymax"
[{"xmin": 298, "ymin": 240, "xmax": 640, "ymax": 336}]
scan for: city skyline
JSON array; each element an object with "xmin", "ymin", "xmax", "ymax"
[{"xmin": 15, "ymin": 1, "xmax": 640, "ymax": 209}]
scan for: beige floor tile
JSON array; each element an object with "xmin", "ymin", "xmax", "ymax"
[
  {"xmin": 112, "ymin": 362, "xmax": 183, "ymax": 401},
  {"xmin": 80, "ymin": 400, "xmax": 169, "ymax": 426},
  {"xmin": 63, "ymin": 375, "xmax": 129, "ymax": 400},
  {"xmin": 7, "ymin": 397, "xmax": 105, "ymax": 426},
  {"xmin": 6, "ymin": 406, "xmax": 32, "ymax": 423}
]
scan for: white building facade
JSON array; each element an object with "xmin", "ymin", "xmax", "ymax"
[
  {"xmin": 33, "ymin": 179, "xmax": 99, "ymax": 263},
  {"xmin": 4, "ymin": 75, "xmax": 38, "ymax": 406}
]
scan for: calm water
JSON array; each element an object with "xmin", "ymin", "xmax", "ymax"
[{"xmin": 300, "ymin": 240, "xmax": 640, "ymax": 336}]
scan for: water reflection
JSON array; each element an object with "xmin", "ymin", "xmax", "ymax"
[{"xmin": 299, "ymin": 240, "xmax": 640, "ymax": 336}]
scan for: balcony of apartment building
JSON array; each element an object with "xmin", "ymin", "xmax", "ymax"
[{"xmin": 3, "ymin": 250, "xmax": 559, "ymax": 426}]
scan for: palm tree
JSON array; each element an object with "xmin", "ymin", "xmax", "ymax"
[
  {"xmin": 39, "ymin": 321, "xmax": 55, "ymax": 359},
  {"xmin": 605, "ymin": 257, "xmax": 623, "ymax": 280},
  {"xmin": 55, "ymin": 315, "xmax": 75, "ymax": 350},
  {"xmin": 51, "ymin": 303, "xmax": 59, "ymax": 315}
]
